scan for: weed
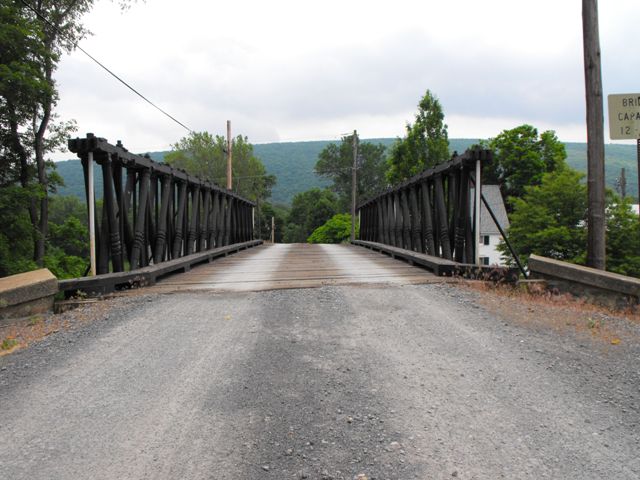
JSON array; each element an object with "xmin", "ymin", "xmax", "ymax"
[
  {"xmin": 29, "ymin": 315, "xmax": 43, "ymax": 326},
  {"xmin": 73, "ymin": 290, "xmax": 88, "ymax": 299},
  {"xmin": 1, "ymin": 338, "xmax": 19, "ymax": 350}
]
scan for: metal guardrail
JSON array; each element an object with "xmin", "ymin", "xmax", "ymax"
[
  {"xmin": 68, "ymin": 133, "xmax": 256, "ymax": 277},
  {"xmin": 358, "ymin": 149, "xmax": 490, "ymax": 264}
]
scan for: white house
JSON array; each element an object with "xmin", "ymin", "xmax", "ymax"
[{"xmin": 473, "ymin": 185, "xmax": 510, "ymax": 266}]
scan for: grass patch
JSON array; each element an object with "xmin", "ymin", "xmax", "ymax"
[{"xmin": 1, "ymin": 338, "xmax": 19, "ymax": 350}]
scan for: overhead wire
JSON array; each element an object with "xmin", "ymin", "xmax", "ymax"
[{"xmin": 19, "ymin": 0, "xmax": 193, "ymax": 133}]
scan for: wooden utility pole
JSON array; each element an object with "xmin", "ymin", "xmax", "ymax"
[
  {"xmin": 351, "ymin": 130, "xmax": 358, "ymax": 242},
  {"xmin": 226, "ymin": 120, "xmax": 232, "ymax": 190},
  {"xmin": 271, "ymin": 216, "xmax": 275, "ymax": 243},
  {"xmin": 619, "ymin": 167, "xmax": 627, "ymax": 198},
  {"xmin": 582, "ymin": 0, "xmax": 606, "ymax": 270}
]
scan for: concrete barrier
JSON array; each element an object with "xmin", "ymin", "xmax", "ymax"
[
  {"xmin": 528, "ymin": 254, "xmax": 640, "ymax": 309},
  {"xmin": 0, "ymin": 269, "xmax": 58, "ymax": 322}
]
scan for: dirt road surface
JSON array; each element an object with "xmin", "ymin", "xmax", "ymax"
[{"xmin": 1, "ymin": 284, "xmax": 638, "ymax": 479}]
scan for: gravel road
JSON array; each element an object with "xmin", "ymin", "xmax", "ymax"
[{"xmin": 1, "ymin": 284, "xmax": 638, "ymax": 479}]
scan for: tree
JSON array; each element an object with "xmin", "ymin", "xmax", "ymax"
[
  {"xmin": 0, "ymin": 3, "xmax": 50, "ymax": 188},
  {"xmin": 386, "ymin": 90, "xmax": 449, "ymax": 184},
  {"xmin": 315, "ymin": 134, "xmax": 387, "ymax": 211},
  {"xmin": 165, "ymin": 131, "xmax": 276, "ymax": 204},
  {"xmin": 1, "ymin": 1, "xmax": 134, "ymax": 272},
  {"xmin": 283, "ymin": 188, "xmax": 338, "ymax": 243},
  {"xmin": 483, "ymin": 125, "xmax": 567, "ymax": 210},
  {"xmin": 258, "ymin": 202, "xmax": 288, "ymax": 243},
  {"xmin": 499, "ymin": 167, "xmax": 588, "ymax": 265},
  {"xmin": 606, "ymin": 196, "xmax": 640, "ymax": 278},
  {"xmin": 0, "ymin": 185, "xmax": 39, "ymax": 276},
  {"xmin": 0, "ymin": 1, "xmax": 96, "ymax": 266},
  {"xmin": 307, "ymin": 213, "xmax": 357, "ymax": 244}
]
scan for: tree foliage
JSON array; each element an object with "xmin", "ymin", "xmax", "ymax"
[
  {"xmin": 257, "ymin": 202, "xmax": 288, "ymax": 243},
  {"xmin": 499, "ymin": 167, "xmax": 588, "ymax": 265},
  {"xmin": 0, "ymin": 1, "xmax": 98, "ymax": 265},
  {"xmin": 0, "ymin": 185, "xmax": 39, "ymax": 276},
  {"xmin": 283, "ymin": 188, "xmax": 338, "ymax": 243},
  {"xmin": 482, "ymin": 125, "xmax": 567, "ymax": 210},
  {"xmin": 386, "ymin": 90, "xmax": 449, "ymax": 184},
  {"xmin": 165, "ymin": 131, "xmax": 275, "ymax": 204},
  {"xmin": 307, "ymin": 213, "xmax": 356, "ymax": 244},
  {"xmin": 605, "ymin": 196, "xmax": 640, "ymax": 277},
  {"xmin": 1, "ymin": 0, "xmax": 135, "ymax": 277},
  {"xmin": 315, "ymin": 133, "xmax": 387, "ymax": 211}
]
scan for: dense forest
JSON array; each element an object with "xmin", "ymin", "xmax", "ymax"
[{"xmin": 54, "ymin": 139, "xmax": 639, "ymax": 206}]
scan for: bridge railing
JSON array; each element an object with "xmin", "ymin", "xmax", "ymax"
[
  {"xmin": 357, "ymin": 149, "xmax": 490, "ymax": 264},
  {"xmin": 68, "ymin": 133, "xmax": 256, "ymax": 276}
]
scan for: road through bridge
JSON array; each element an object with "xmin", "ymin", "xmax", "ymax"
[
  {"xmin": 1, "ymin": 267, "xmax": 639, "ymax": 479},
  {"xmin": 148, "ymin": 243, "xmax": 441, "ymax": 292}
]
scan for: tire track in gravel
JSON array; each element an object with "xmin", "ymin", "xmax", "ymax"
[{"xmin": 214, "ymin": 286, "xmax": 426, "ymax": 480}]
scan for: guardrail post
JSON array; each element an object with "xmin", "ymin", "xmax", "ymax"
[
  {"xmin": 101, "ymin": 153, "xmax": 124, "ymax": 272},
  {"xmin": 434, "ymin": 174, "xmax": 452, "ymax": 260},
  {"xmin": 130, "ymin": 169, "xmax": 150, "ymax": 270},
  {"xmin": 154, "ymin": 176, "xmax": 171, "ymax": 262}
]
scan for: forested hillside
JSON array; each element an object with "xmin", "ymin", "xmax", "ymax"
[{"xmin": 54, "ymin": 139, "xmax": 638, "ymax": 205}]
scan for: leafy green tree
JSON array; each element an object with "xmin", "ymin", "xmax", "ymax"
[
  {"xmin": 42, "ymin": 195, "xmax": 89, "ymax": 278},
  {"xmin": 307, "ymin": 213, "xmax": 357, "ymax": 244},
  {"xmin": 165, "ymin": 131, "xmax": 276, "ymax": 204},
  {"xmin": 0, "ymin": 1, "xmax": 98, "ymax": 266},
  {"xmin": 483, "ymin": 125, "xmax": 567, "ymax": 210},
  {"xmin": 0, "ymin": 185, "xmax": 39, "ymax": 276},
  {"xmin": 606, "ymin": 196, "xmax": 640, "ymax": 277},
  {"xmin": 1, "ymin": 1, "xmax": 135, "ymax": 273},
  {"xmin": 315, "ymin": 133, "xmax": 387, "ymax": 211},
  {"xmin": 48, "ymin": 194, "xmax": 87, "ymax": 226},
  {"xmin": 258, "ymin": 202, "xmax": 288, "ymax": 242},
  {"xmin": 283, "ymin": 188, "xmax": 338, "ymax": 243},
  {"xmin": 386, "ymin": 90, "xmax": 449, "ymax": 184},
  {"xmin": 499, "ymin": 167, "xmax": 587, "ymax": 265},
  {"xmin": 0, "ymin": 3, "xmax": 50, "ymax": 187}
]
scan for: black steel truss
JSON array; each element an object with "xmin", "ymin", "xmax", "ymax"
[
  {"xmin": 68, "ymin": 133, "xmax": 256, "ymax": 275},
  {"xmin": 357, "ymin": 149, "xmax": 491, "ymax": 264}
]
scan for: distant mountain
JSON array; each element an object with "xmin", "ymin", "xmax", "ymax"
[{"xmin": 54, "ymin": 138, "xmax": 638, "ymax": 205}]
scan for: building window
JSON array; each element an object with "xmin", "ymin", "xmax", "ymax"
[
  {"xmin": 480, "ymin": 256, "xmax": 490, "ymax": 265},
  {"xmin": 483, "ymin": 235, "xmax": 490, "ymax": 245}
]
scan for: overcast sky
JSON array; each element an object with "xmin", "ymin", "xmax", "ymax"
[{"xmin": 53, "ymin": 0, "xmax": 640, "ymax": 158}]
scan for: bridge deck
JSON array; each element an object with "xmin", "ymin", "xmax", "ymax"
[{"xmin": 150, "ymin": 243, "xmax": 441, "ymax": 292}]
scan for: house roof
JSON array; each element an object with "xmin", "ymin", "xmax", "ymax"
[{"xmin": 470, "ymin": 185, "xmax": 509, "ymax": 236}]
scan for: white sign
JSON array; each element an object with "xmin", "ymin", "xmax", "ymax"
[{"xmin": 608, "ymin": 93, "xmax": 640, "ymax": 140}]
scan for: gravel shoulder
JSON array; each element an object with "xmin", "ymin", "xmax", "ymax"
[{"xmin": 0, "ymin": 283, "xmax": 638, "ymax": 479}]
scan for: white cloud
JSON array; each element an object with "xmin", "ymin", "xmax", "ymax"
[{"xmin": 53, "ymin": 0, "xmax": 640, "ymax": 159}]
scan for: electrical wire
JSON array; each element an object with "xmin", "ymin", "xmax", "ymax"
[{"xmin": 19, "ymin": 0, "xmax": 193, "ymax": 133}]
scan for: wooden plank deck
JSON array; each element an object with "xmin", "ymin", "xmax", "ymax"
[{"xmin": 149, "ymin": 243, "xmax": 444, "ymax": 292}]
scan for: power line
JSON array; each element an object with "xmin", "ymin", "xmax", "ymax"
[{"xmin": 19, "ymin": 0, "xmax": 193, "ymax": 133}]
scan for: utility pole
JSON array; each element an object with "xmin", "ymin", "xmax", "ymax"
[
  {"xmin": 582, "ymin": 0, "xmax": 606, "ymax": 270},
  {"xmin": 226, "ymin": 120, "xmax": 232, "ymax": 190},
  {"xmin": 351, "ymin": 130, "xmax": 358, "ymax": 242},
  {"xmin": 271, "ymin": 216, "xmax": 275, "ymax": 243},
  {"xmin": 618, "ymin": 167, "xmax": 627, "ymax": 198}
]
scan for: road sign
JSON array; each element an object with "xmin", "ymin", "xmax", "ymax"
[{"xmin": 608, "ymin": 93, "xmax": 640, "ymax": 139}]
